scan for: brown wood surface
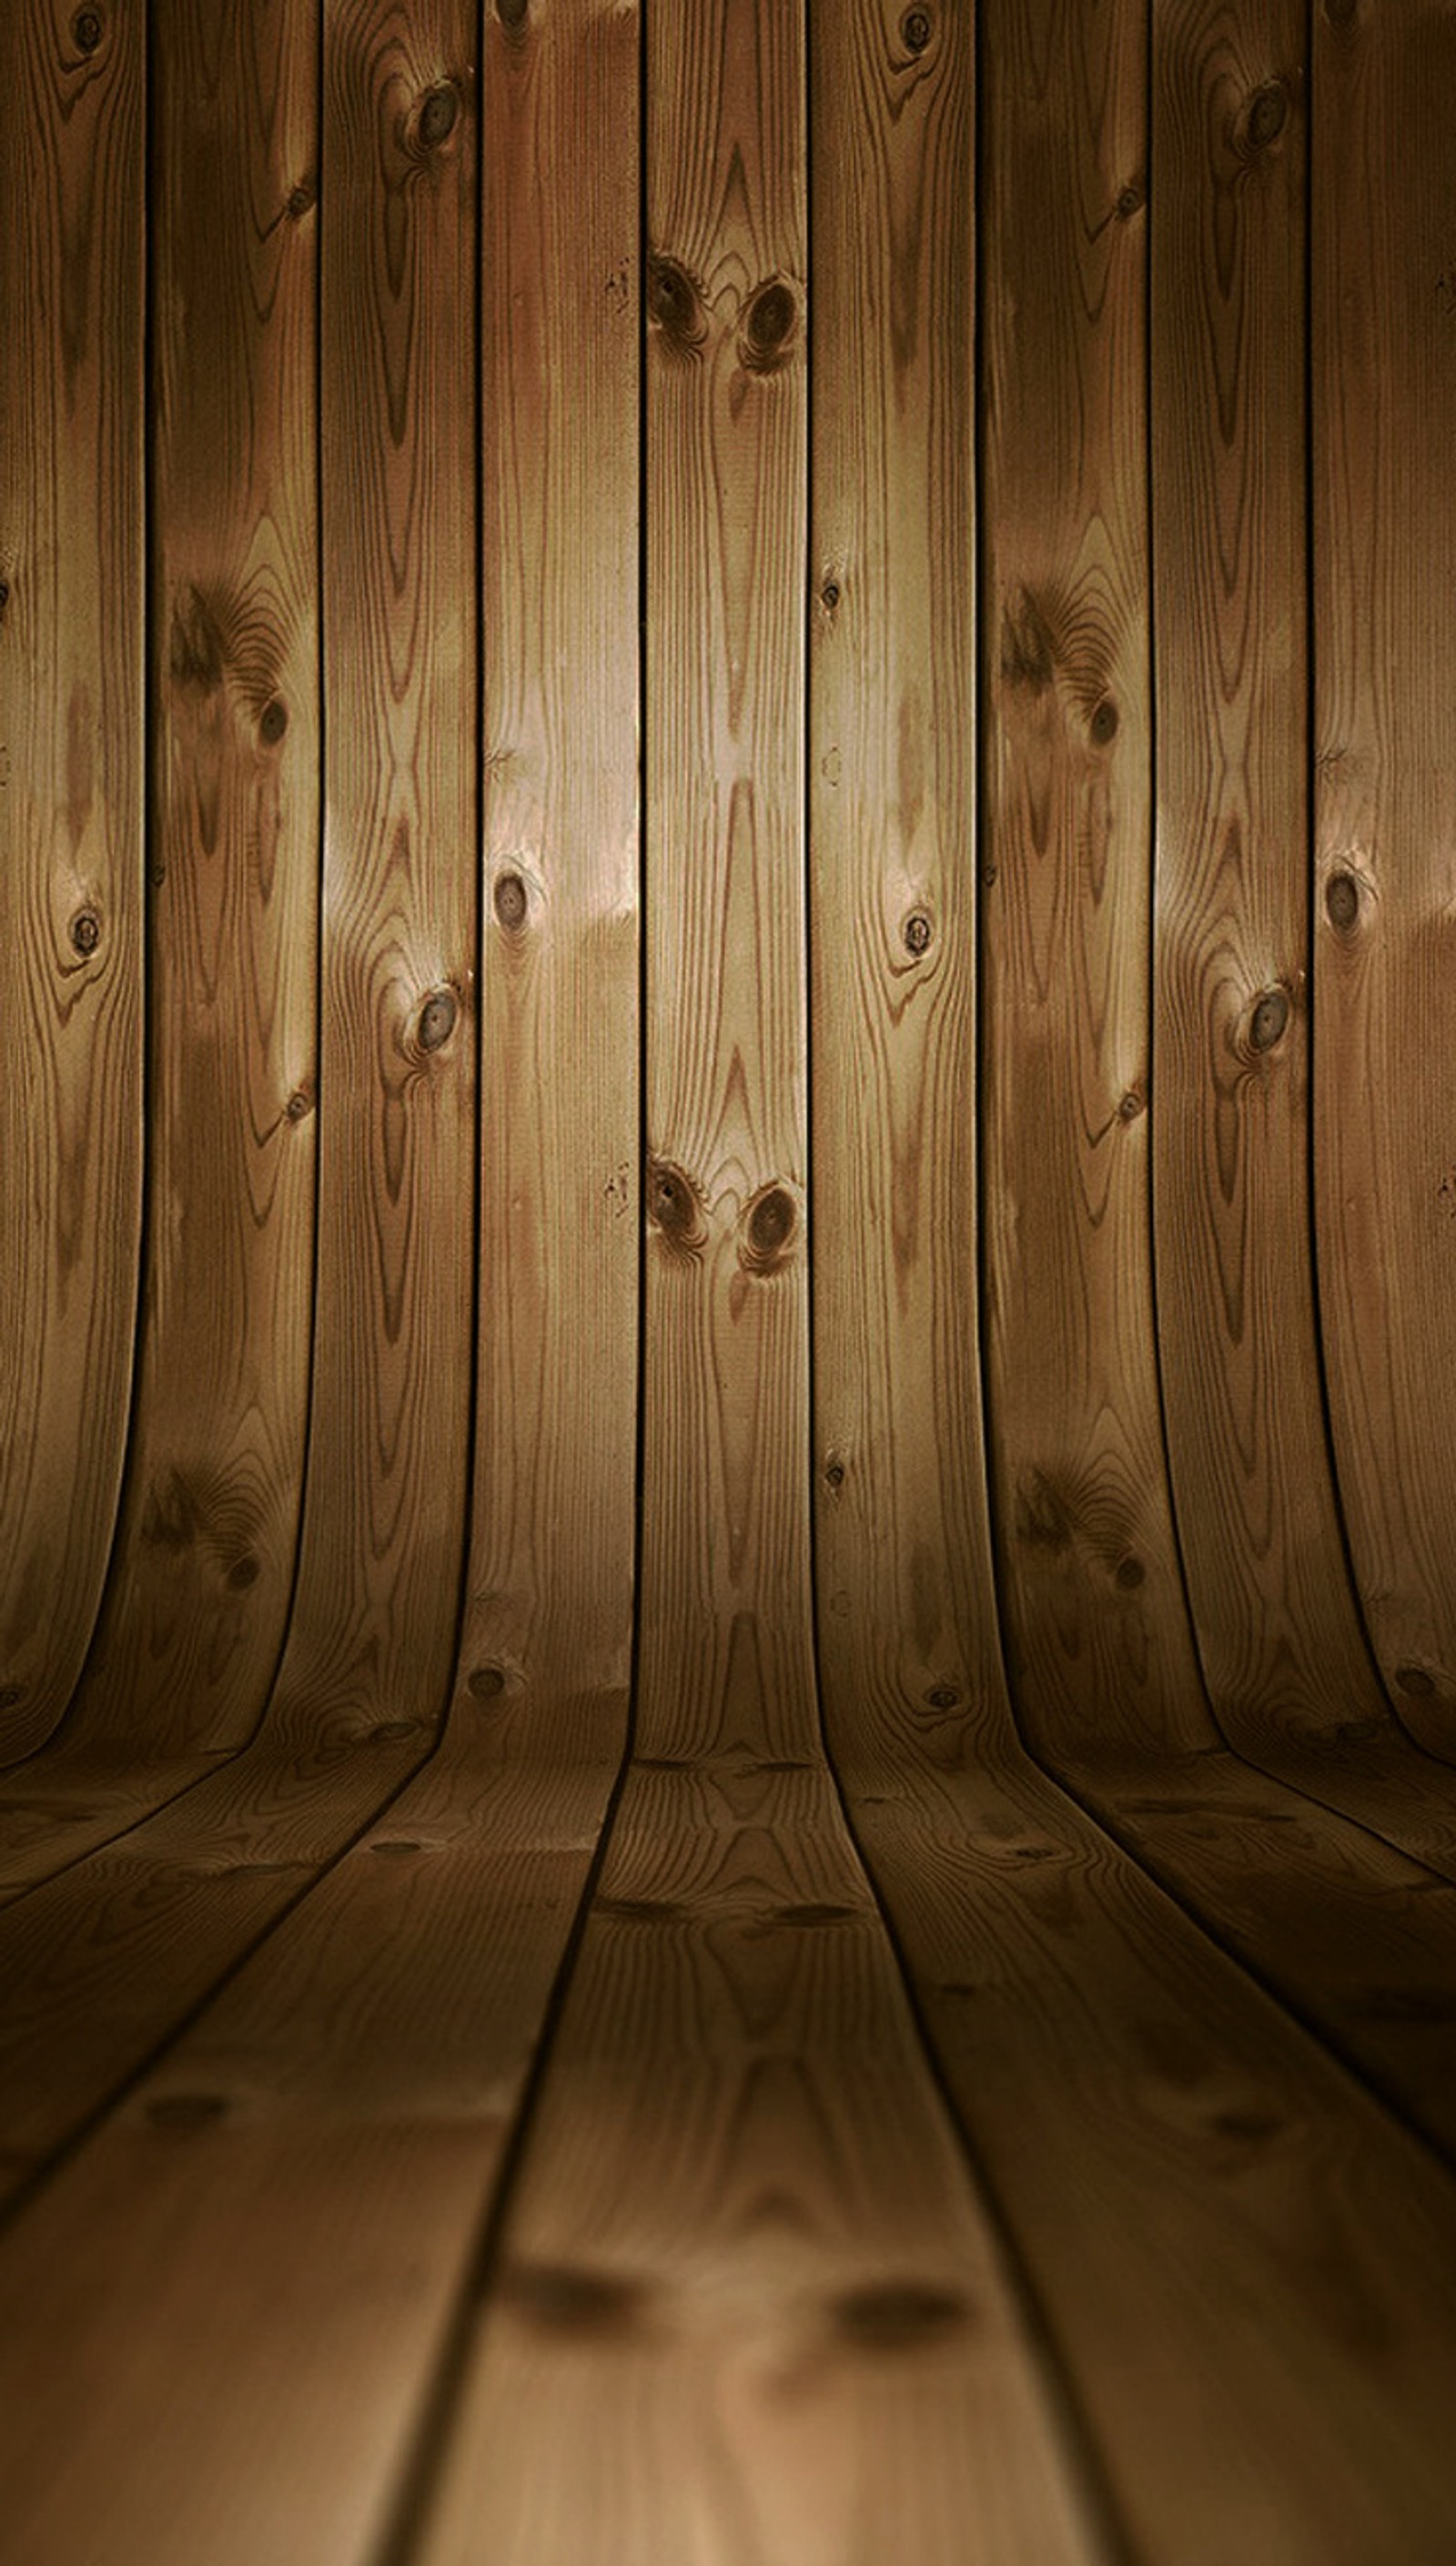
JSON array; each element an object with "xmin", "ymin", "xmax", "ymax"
[
  {"xmin": 0, "ymin": 0, "xmax": 478, "ymax": 2197},
  {"xmin": 1148, "ymin": 0, "xmax": 1456, "ymax": 1874},
  {"xmin": 0, "ymin": 0, "xmax": 321, "ymax": 1902},
  {"xmin": 411, "ymin": 11, "xmax": 1107, "ymax": 2560},
  {"xmin": 1313, "ymin": 0, "xmax": 1456, "ymax": 1758},
  {"xmin": 811, "ymin": 6, "xmax": 1456, "ymax": 2555},
  {"xmin": 0, "ymin": 0, "xmax": 145, "ymax": 1762}
]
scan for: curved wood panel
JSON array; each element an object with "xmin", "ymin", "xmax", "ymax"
[
  {"xmin": 0, "ymin": 0, "xmax": 321, "ymax": 1901},
  {"xmin": 0, "ymin": 0, "xmax": 145, "ymax": 1761},
  {"xmin": 1150, "ymin": 0, "xmax": 1456, "ymax": 1867},
  {"xmin": 1313, "ymin": 0, "xmax": 1456, "ymax": 1756},
  {"xmin": 0, "ymin": 0, "xmax": 479, "ymax": 2193}
]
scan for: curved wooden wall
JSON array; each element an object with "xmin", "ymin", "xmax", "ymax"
[{"xmin": 6, "ymin": 1, "xmax": 1456, "ymax": 2560}]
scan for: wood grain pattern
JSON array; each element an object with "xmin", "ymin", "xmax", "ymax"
[
  {"xmin": 1313, "ymin": 0, "xmax": 1456, "ymax": 1756},
  {"xmin": 0, "ymin": 0, "xmax": 321, "ymax": 1901},
  {"xmin": 0, "ymin": 0, "xmax": 145, "ymax": 1761},
  {"xmin": 811, "ymin": 8, "xmax": 1456, "ymax": 2553},
  {"xmin": 0, "ymin": 0, "xmax": 478, "ymax": 2196},
  {"xmin": 456, "ymin": 0, "xmax": 638, "ymax": 1778},
  {"xmin": 981, "ymin": 0, "xmax": 1210, "ymax": 1770},
  {"xmin": 412, "ymin": 12, "xmax": 1106, "ymax": 2559},
  {"xmin": 1150, "ymin": 0, "xmax": 1456, "ymax": 1876}
]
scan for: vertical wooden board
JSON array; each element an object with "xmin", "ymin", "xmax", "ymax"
[
  {"xmin": 270, "ymin": 0, "xmax": 477, "ymax": 1743},
  {"xmin": 980, "ymin": 0, "xmax": 1216, "ymax": 1767},
  {"xmin": 0, "ymin": 0, "xmax": 145, "ymax": 1759},
  {"xmin": 1313, "ymin": 0, "xmax": 1456, "ymax": 1753},
  {"xmin": 1149, "ymin": 1, "xmax": 1456, "ymax": 1863},
  {"xmin": 636, "ymin": 0, "xmax": 815, "ymax": 1771},
  {"xmin": 451, "ymin": 0, "xmax": 639, "ymax": 1762},
  {"xmin": 14, "ymin": 0, "xmax": 321, "ymax": 1816},
  {"xmin": 808, "ymin": 0, "xmax": 1010, "ymax": 1792}
]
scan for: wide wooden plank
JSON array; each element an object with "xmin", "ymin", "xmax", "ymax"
[
  {"xmin": 0, "ymin": 0, "xmax": 321, "ymax": 1899},
  {"xmin": 1312, "ymin": 0, "xmax": 1456, "ymax": 1756},
  {"xmin": 407, "ymin": 10, "xmax": 1106, "ymax": 2559},
  {"xmin": 0, "ymin": 0, "xmax": 478, "ymax": 2193},
  {"xmin": 0, "ymin": 0, "xmax": 145, "ymax": 1760}
]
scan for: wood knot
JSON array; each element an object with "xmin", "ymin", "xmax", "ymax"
[
  {"xmin": 72, "ymin": 6, "xmax": 104, "ymax": 54},
  {"xmin": 1089, "ymin": 696, "xmax": 1120, "ymax": 747},
  {"xmin": 742, "ymin": 1182, "xmax": 798, "ymax": 1272},
  {"xmin": 903, "ymin": 909, "xmax": 934, "ymax": 958},
  {"xmin": 369, "ymin": 1719, "xmax": 421, "ymax": 1743},
  {"xmin": 1324, "ymin": 0, "xmax": 1358, "ymax": 23},
  {"xmin": 493, "ymin": 869, "xmax": 529, "ymax": 931},
  {"xmin": 832, "ymin": 2281, "xmax": 971, "ymax": 2350},
  {"xmin": 285, "ymin": 1085, "xmax": 313, "ymax": 1122},
  {"xmin": 147, "ymin": 2093, "xmax": 228, "ymax": 2132},
  {"xmin": 1249, "ymin": 986, "xmax": 1289, "ymax": 1052},
  {"xmin": 501, "ymin": 2263, "xmax": 647, "ymax": 2335},
  {"xmin": 418, "ymin": 84, "xmax": 460, "ymax": 149},
  {"xmin": 824, "ymin": 1454, "xmax": 846, "ymax": 1492},
  {"xmin": 468, "ymin": 1663, "xmax": 506, "ymax": 1700},
  {"xmin": 1114, "ymin": 1554, "xmax": 1146, "ymax": 1591},
  {"xmin": 1325, "ymin": 869, "xmax": 1361, "ymax": 932},
  {"xmin": 773, "ymin": 1902, "xmax": 860, "ymax": 1927},
  {"xmin": 259, "ymin": 695, "xmax": 288, "ymax": 746},
  {"xmin": 287, "ymin": 176, "xmax": 317, "ymax": 219},
  {"xmin": 0, "ymin": 579, "xmax": 11, "ymax": 617},
  {"xmin": 226, "ymin": 1554, "xmax": 260, "ymax": 1593},
  {"xmin": 742, "ymin": 279, "xmax": 799, "ymax": 373},
  {"xmin": 647, "ymin": 1157, "xmax": 706, "ymax": 1257},
  {"xmin": 647, "ymin": 255, "xmax": 706, "ymax": 354},
  {"xmin": 819, "ymin": 575, "xmax": 842, "ymax": 613},
  {"xmin": 0, "ymin": 1683, "xmax": 25, "ymax": 1710},
  {"xmin": 497, "ymin": 0, "xmax": 530, "ymax": 26},
  {"xmin": 371, "ymin": 1838, "xmax": 424, "ymax": 1857},
  {"xmin": 901, "ymin": 7, "xmax": 934, "ymax": 54},
  {"xmin": 1209, "ymin": 2105, "xmax": 1283, "ymax": 2145},
  {"xmin": 1397, "ymin": 1663, "xmax": 1437, "ymax": 1698},
  {"xmin": 417, "ymin": 988, "xmax": 458, "ymax": 1052},
  {"xmin": 1117, "ymin": 1086, "xmax": 1146, "ymax": 1121},
  {"xmin": 70, "ymin": 908, "xmax": 101, "ymax": 958},
  {"xmin": 1117, "ymin": 177, "xmax": 1146, "ymax": 220},
  {"xmin": 925, "ymin": 1684, "xmax": 961, "ymax": 1709},
  {"xmin": 1242, "ymin": 80, "xmax": 1289, "ymax": 154}
]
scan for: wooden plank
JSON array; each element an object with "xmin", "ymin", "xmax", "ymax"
[
  {"xmin": 408, "ymin": 10, "xmax": 1107, "ymax": 2559},
  {"xmin": 0, "ymin": 0, "xmax": 145, "ymax": 1760},
  {"xmin": 460, "ymin": 0, "xmax": 639, "ymax": 1771},
  {"xmin": 0, "ymin": 0, "xmax": 321, "ymax": 1898},
  {"xmin": 0, "ymin": 0, "xmax": 478, "ymax": 2196},
  {"xmin": 1148, "ymin": 0, "xmax": 1456, "ymax": 1875},
  {"xmin": 1312, "ymin": 0, "xmax": 1456, "ymax": 1755},
  {"xmin": 810, "ymin": 7, "xmax": 1456, "ymax": 2551}
]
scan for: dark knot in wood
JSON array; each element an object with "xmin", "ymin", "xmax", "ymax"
[
  {"xmin": 1245, "ymin": 81, "xmax": 1289, "ymax": 152},
  {"xmin": 833, "ymin": 2281, "xmax": 971, "ymax": 2349},
  {"xmin": 72, "ymin": 7, "xmax": 104, "ymax": 55},
  {"xmin": 418, "ymin": 988, "xmax": 458, "ymax": 1053},
  {"xmin": 259, "ymin": 696, "xmax": 288, "ymax": 746},
  {"xmin": 1089, "ymin": 696, "xmax": 1120, "ymax": 747},
  {"xmin": 497, "ymin": 0, "xmax": 530, "ymax": 26},
  {"xmin": 902, "ymin": 8, "xmax": 934, "ymax": 54},
  {"xmin": 70, "ymin": 908, "xmax": 101, "ymax": 958},
  {"xmin": 147, "ymin": 2093, "xmax": 228, "ymax": 2132},
  {"xmin": 743, "ymin": 1183, "xmax": 797, "ymax": 1270},
  {"xmin": 1397, "ymin": 1664, "xmax": 1437, "ymax": 1699},
  {"xmin": 1325, "ymin": 870, "xmax": 1360, "ymax": 933},
  {"xmin": 647, "ymin": 1157, "xmax": 705, "ymax": 1256},
  {"xmin": 1249, "ymin": 987, "xmax": 1289, "ymax": 1053},
  {"xmin": 493, "ymin": 869, "xmax": 529, "ymax": 931},
  {"xmin": 646, "ymin": 255, "xmax": 706, "ymax": 354},
  {"xmin": 903, "ymin": 910, "xmax": 934, "ymax": 958},
  {"xmin": 468, "ymin": 1664, "xmax": 506, "ymax": 1700},
  {"xmin": 419, "ymin": 85, "xmax": 460, "ymax": 149}
]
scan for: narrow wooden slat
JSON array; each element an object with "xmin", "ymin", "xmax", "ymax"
[
  {"xmin": 1149, "ymin": 0, "xmax": 1456, "ymax": 1875},
  {"xmin": 407, "ymin": 10, "xmax": 1106, "ymax": 2560},
  {"xmin": 0, "ymin": 0, "xmax": 321, "ymax": 1900},
  {"xmin": 1312, "ymin": 0, "xmax": 1456, "ymax": 1754},
  {"xmin": 811, "ymin": 6, "xmax": 1456, "ymax": 2552},
  {"xmin": 0, "ymin": 0, "xmax": 145, "ymax": 1760},
  {"xmin": 0, "ymin": 0, "xmax": 477, "ymax": 2196}
]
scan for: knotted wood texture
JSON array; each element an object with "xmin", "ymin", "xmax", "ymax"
[{"xmin": 5, "ymin": 3, "xmax": 1456, "ymax": 2561}]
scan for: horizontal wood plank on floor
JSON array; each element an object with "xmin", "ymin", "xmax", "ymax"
[
  {"xmin": 0, "ymin": 1711, "xmax": 619, "ymax": 2566},
  {"xmin": 0, "ymin": 0, "xmax": 146, "ymax": 1761},
  {"xmin": 408, "ymin": 1759, "xmax": 1107, "ymax": 2566},
  {"xmin": 0, "ymin": 1749, "xmax": 236, "ymax": 1905}
]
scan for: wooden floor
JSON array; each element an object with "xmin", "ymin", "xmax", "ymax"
[{"xmin": 5, "ymin": 0, "xmax": 1456, "ymax": 2559}]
